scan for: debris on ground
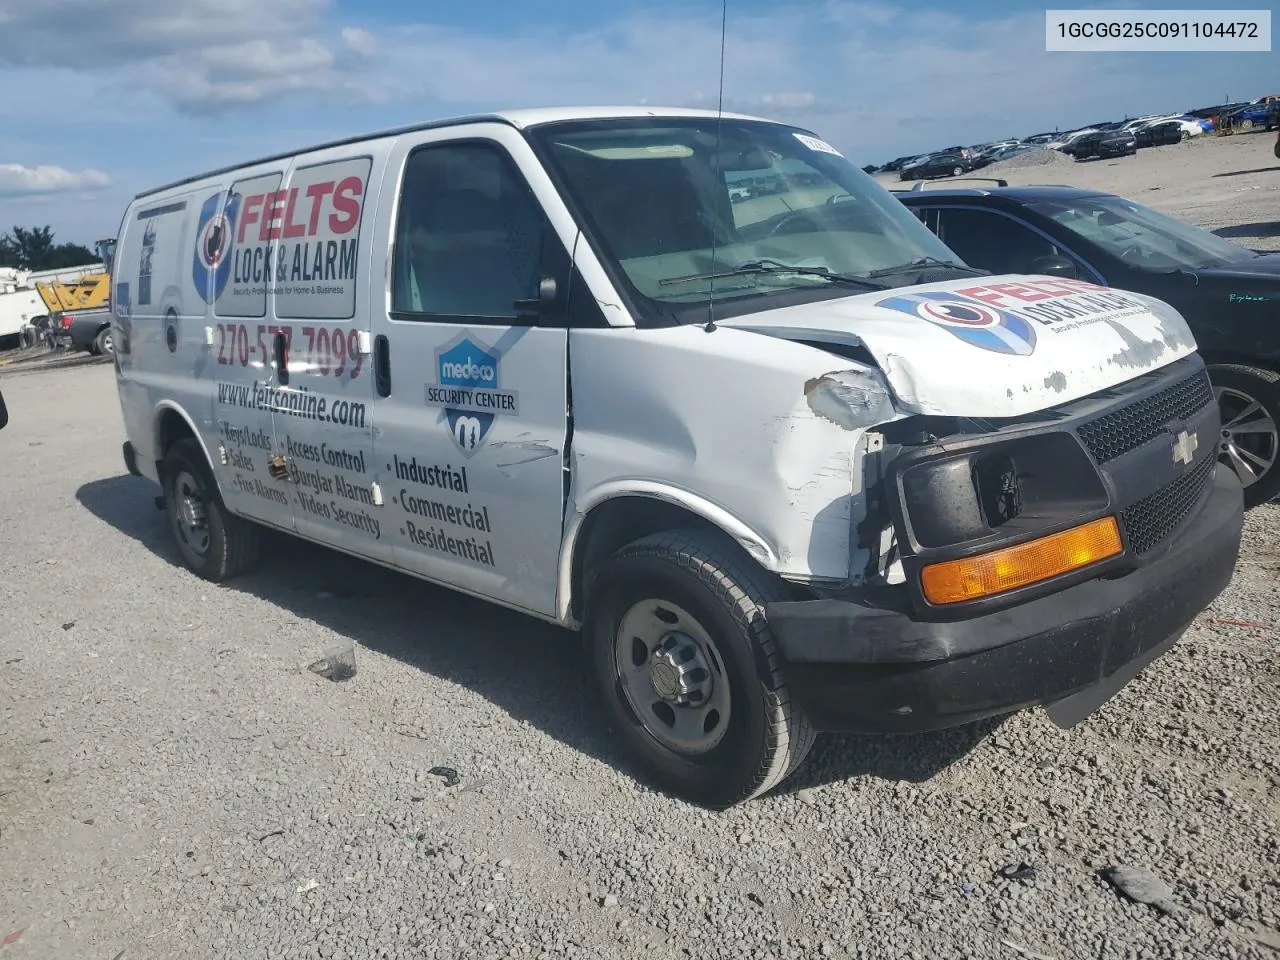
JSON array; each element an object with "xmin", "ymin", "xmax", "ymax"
[
  {"xmin": 997, "ymin": 862, "xmax": 1037, "ymax": 883},
  {"xmin": 306, "ymin": 641, "xmax": 357, "ymax": 681},
  {"xmin": 427, "ymin": 766, "xmax": 460, "ymax": 788},
  {"xmin": 1099, "ymin": 865, "xmax": 1181, "ymax": 915}
]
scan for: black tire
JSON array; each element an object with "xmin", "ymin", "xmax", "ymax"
[
  {"xmin": 1207, "ymin": 363, "xmax": 1280, "ymax": 509},
  {"xmin": 584, "ymin": 528, "xmax": 817, "ymax": 808},
  {"xmin": 161, "ymin": 438, "xmax": 260, "ymax": 581},
  {"xmin": 93, "ymin": 326, "xmax": 113, "ymax": 356},
  {"xmin": 951, "ymin": 165, "xmax": 963, "ymax": 176}
]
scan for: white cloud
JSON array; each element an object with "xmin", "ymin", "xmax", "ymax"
[
  {"xmin": 0, "ymin": 163, "xmax": 110, "ymax": 197},
  {"xmin": 341, "ymin": 27, "xmax": 378, "ymax": 59},
  {"xmin": 0, "ymin": 0, "xmax": 1272, "ymax": 164},
  {"xmin": 0, "ymin": 0, "xmax": 326, "ymax": 65},
  {"xmin": 0, "ymin": 0, "xmax": 374, "ymax": 114},
  {"xmin": 758, "ymin": 92, "xmax": 818, "ymax": 109}
]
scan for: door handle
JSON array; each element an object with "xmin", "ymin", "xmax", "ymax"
[
  {"xmin": 374, "ymin": 334, "xmax": 391, "ymax": 397},
  {"xmin": 273, "ymin": 330, "xmax": 289, "ymax": 385}
]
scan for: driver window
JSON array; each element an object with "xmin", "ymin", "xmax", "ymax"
[
  {"xmin": 391, "ymin": 141, "xmax": 547, "ymax": 320},
  {"xmin": 936, "ymin": 208, "xmax": 1079, "ymax": 275}
]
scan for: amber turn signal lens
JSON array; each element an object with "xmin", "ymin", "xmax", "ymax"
[{"xmin": 920, "ymin": 516, "xmax": 1123, "ymax": 605}]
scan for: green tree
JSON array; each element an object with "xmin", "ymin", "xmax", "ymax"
[{"xmin": 0, "ymin": 226, "xmax": 100, "ymax": 271}]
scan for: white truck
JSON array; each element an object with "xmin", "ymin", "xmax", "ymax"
[
  {"xmin": 109, "ymin": 107, "xmax": 1243, "ymax": 807},
  {"xmin": 1, "ymin": 268, "xmax": 47, "ymax": 351}
]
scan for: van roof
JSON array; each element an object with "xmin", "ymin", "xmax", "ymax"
[{"xmin": 135, "ymin": 105, "xmax": 774, "ymax": 199}]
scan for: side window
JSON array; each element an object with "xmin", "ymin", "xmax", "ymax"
[
  {"xmin": 391, "ymin": 141, "xmax": 548, "ymax": 320},
  {"xmin": 936, "ymin": 208, "xmax": 1077, "ymax": 274},
  {"xmin": 908, "ymin": 206, "xmax": 941, "ymax": 234}
]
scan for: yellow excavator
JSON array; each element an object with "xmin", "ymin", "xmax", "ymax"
[
  {"xmin": 38, "ymin": 238, "xmax": 119, "ymax": 355},
  {"xmin": 34, "ymin": 237, "xmax": 116, "ymax": 314}
]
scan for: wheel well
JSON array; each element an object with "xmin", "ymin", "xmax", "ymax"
[
  {"xmin": 569, "ymin": 496, "xmax": 789, "ymax": 622},
  {"xmin": 156, "ymin": 409, "xmax": 197, "ymax": 475},
  {"xmin": 1199, "ymin": 353, "xmax": 1280, "ymax": 376}
]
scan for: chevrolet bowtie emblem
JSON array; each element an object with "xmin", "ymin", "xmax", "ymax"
[{"xmin": 1171, "ymin": 429, "xmax": 1198, "ymax": 467}]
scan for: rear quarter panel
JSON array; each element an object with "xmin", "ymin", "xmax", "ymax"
[{"xmin": 113, "ymin": 184, "xmax": 224, "ymax": 481}]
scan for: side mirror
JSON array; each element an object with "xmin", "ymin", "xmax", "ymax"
[
  {"xmin": 513, "ymin": 276, "xmax": 559, "ymax": 320},
  {"xmin": 1029, "ymin": 255, "xmax": 1079, "ymax": 279},
  {"xmin": 0, "ymin": 390, "xmax": 8, "ymax": 430}
]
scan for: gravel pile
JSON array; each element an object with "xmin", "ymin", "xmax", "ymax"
[
  {"xmin": 1, "ymin": 362, "xmax": 1277, "ymax": 960},
  {"xmin": 983, "ymin": 147, "xmax": 1077, "ymax": 174}
]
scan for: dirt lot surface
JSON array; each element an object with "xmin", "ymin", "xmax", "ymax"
[{"xmin": 1, "ymin": 133, "xmax": 1278, "ymax": 960}]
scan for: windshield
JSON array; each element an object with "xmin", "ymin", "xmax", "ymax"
[
  {"xmin": 528, "ymin": 117, "xmax": 961, "ymax": 322},
  {"xmin": 1029, "ymin": 195, "xmax": 1257, "ymax": 271}
]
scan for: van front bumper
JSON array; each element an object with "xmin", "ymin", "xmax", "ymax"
[{"xmin": 765, "ymin": 463, "xmax": 1243, "ymax": 734}]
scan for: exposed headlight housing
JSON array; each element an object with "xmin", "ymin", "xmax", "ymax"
[{"xmin": 805, "ymin": 368, "xmax": 897, "ymax": 431}]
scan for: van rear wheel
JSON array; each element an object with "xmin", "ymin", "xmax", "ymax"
[
  {"xmin": 161, "ymin": 438, "xmax": 259, "ymax": 581},
  {"xmin": 585, "ymin": 529, "xmax": 816, "ymax": 808}
]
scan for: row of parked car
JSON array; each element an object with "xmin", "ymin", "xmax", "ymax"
[{"xmin": 884, "ymin": 98, "xmax": 1280, "ymax": 181}]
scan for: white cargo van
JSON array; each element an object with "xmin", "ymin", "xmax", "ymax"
[{"xmin": 110, "ymin": 107, "xmax": 1243, "ymax": 807}]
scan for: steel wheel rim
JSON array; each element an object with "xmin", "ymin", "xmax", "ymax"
[
  {"xmin": 614, "ymin": 598, "xmax": 732, "ymax": 756},
  {"xmin": 101, "ymin": 331, "xmax": 114, "ymax": 355},
  {"xmin": 1215, "ymin": 384, "xmax": 1279, "ymax": 489},
  {"xmin": 171, "ymin": 468, "xmax": 211, "ymax": 557}
]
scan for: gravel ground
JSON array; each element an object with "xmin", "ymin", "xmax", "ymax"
[{"xmin": 2, "ymin": 136, "xmax": 1279, "ymax": 960}]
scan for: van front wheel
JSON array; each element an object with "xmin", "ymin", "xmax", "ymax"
[
  {"xmin": 161, "ymin": 438, "xmax": 259, "ymax": 581},
  {"xmin": 585, "ymin": 529, "xmax": 816, "ymax": 808}
]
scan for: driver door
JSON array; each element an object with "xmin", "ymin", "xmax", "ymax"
[{"xmin": 366, "ymin": 126, "xmax": 574, "ymax": 618}]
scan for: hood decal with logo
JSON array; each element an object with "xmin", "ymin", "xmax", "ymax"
[
  {"xmin": 716, "ymin": 274, "xmax": 1198, "ymax": 418},
  {"xmin": 874, "ymin": 290, "xmax": 1037, "ymax": 356}
]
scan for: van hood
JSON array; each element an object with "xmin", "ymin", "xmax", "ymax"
[{"xmin": 716, "ymin": 274, "xmax": 1197, "ymax": 418}]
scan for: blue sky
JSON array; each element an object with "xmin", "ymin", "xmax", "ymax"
[{"xmin": 0, "ymin": 0, "xmax": 1275, "ymax": 247}]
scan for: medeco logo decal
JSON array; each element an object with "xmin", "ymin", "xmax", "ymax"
[
  {"xmin": 424, "ymin": 332, "xmax": 520, "ymax": 456},
  {"xmin": 192, "ymin": 191, "xmax": 241, "ymax": 304},
  {"xmin": 876, "ymin": 290, "xmax": 1038, "ymax": 356}
]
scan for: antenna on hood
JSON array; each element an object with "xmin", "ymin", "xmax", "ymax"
[{"xmin": 704, "ymin": 0, "xmax": 728, "ymax": 333}]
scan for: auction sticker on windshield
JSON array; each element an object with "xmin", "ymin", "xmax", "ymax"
[{"xmin": 793, "ymin": 133, "xmax": 843, "ymax": 156}]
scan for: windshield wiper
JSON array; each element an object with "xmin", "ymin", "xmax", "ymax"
[
  {"xmin": 866, "ymin": 256, "xmax": 989, "ymax": 278},
  {"xmin": 660, "ymin": 259, "xmax": 888, "ymax": 291}
]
